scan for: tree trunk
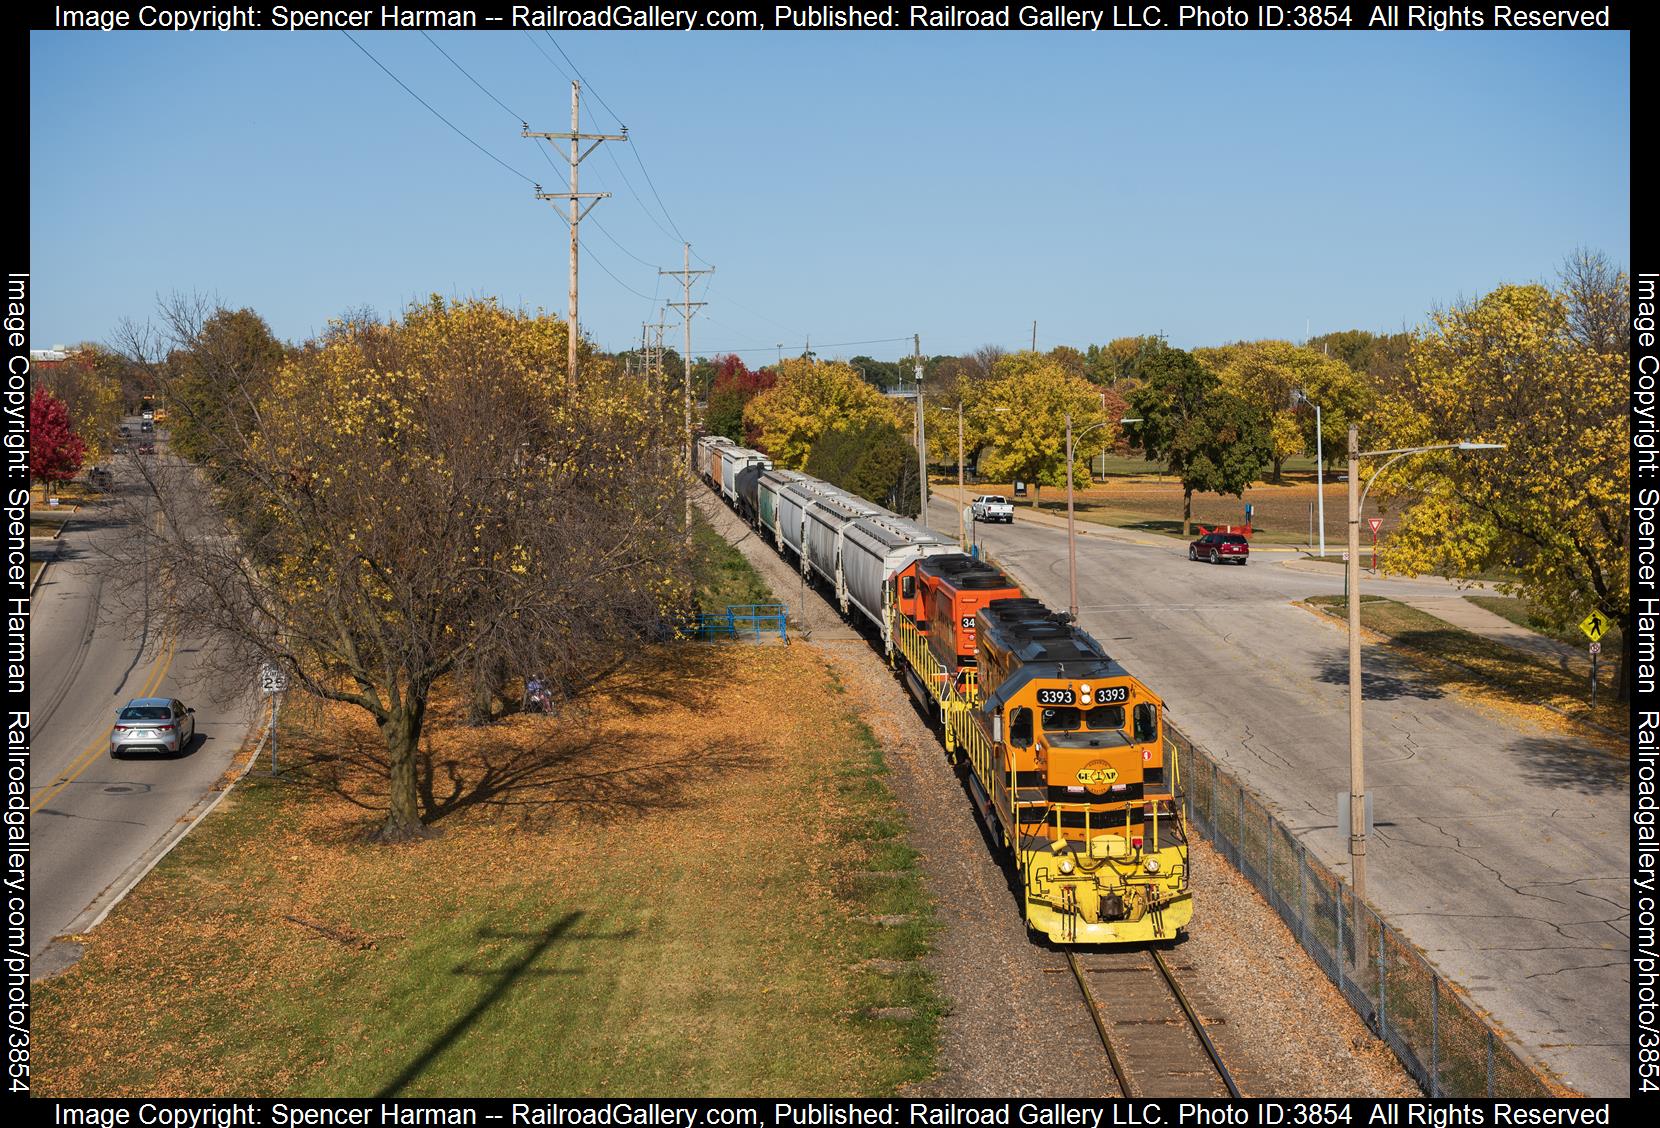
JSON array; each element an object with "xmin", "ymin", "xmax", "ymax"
[
  {"xmin": 1272, "ymin": 456, "xmax": 1284, "ymax": 484},
  {"xmin": 1183, "ymin": 488, "xmax": 1193, "ymax": 536},
  {"xmin": 375, "ymin": 699, "xmax": 436, "ymax": 842}
]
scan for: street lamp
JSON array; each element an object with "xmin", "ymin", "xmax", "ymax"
[
  {"xmin": 1065, "ymin": 413, "xmax": 1141, "ymax": 621},
  {"xmin": 1291, "ymin": 389, "xmax": 1325, "ymax": 557},
  {"xmin": 1343, "ymin": 426, "xmax": 1504, "ymax": 897}
]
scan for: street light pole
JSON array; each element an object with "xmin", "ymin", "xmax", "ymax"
[
  {"xmin": 1064, "ymin": 413, "xmax": 1138, "ymax": 621},
  {"xmin": 1346, "ymin": 424, "xmax": 1366, "ymax": 895},
  {"xmin": 957, "ymin": 402, "xmax": 966, "ymax": 550},
  {"xmin": 1293, "ymin": 390, "xmax": 1325, "ymax": 557},
  {"xmin": 1067, "ymin": 412, "xmax": 1078, "ymax": 620},
  {"xmin": 1344, "ymin": 427, "xmax": 1505, "ymax": 899}
]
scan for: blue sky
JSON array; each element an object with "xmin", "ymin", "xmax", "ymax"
[{"xmin": 30, "ymin": 30, "xmax": 1629, "ymax": 362}]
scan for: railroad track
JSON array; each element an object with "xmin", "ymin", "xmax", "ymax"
[{"xmin": 1068, "ymin": 946, "xmax": 1241, "ymax": 1098}]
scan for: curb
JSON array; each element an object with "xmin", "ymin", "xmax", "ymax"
[
  {"xmin": 36, "ymin": 721, "xmax": 270, "ymax": 981},
  {"xmin": 29, "ymin": 537, "xmax": 64, "ymax": 596}
]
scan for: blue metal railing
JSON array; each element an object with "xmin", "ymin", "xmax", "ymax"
[{"xmin": 675, "ymin": 603, "xmax": 788, "ymax": 642}]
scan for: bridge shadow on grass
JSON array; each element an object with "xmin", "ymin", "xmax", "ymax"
[
  {"xmin": 1506, "ymin": 735, "xmax": 1628, "ymax": 796},
  {"xmin": 377, "ymin": 910, "xmax": 637, "ymax": 1097}
]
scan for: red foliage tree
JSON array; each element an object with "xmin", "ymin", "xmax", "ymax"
[{"xmin": 31, "ymin": 387, "xmax": 87, "ymax": 488}]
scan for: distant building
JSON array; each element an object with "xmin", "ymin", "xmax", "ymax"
[{"xmin": 30, "ymin": 345, "xmax": 77, "ymax": 366}]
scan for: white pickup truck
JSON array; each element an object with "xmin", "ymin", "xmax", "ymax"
[{"xmin": 971, "ymin": 494, "xmax": 1014, "ymax": 524}]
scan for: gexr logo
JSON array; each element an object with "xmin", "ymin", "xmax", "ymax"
[{"xmin": 1076, "ymin": 763, "xmax": 1118, "ymax": 787}]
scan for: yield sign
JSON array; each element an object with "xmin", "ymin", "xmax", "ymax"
[
  {"xmin": 1367, "ymin": 517, "xmax": 1383, "ymax": 537},
  {"xmin": 1578, "ymin": 609, "xmax": 1611, "ymax": 642}
]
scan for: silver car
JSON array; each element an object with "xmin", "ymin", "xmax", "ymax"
[{"xmin": 110, "ymin": 697, "xmax": 196, "ymax": 758}]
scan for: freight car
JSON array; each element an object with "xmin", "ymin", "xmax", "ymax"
[{"xmin": 695, "ymin": 450, "xmax": 1190, "ymax": 944}]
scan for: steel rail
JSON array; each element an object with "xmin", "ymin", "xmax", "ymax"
[
  {"xmin": 1066, "ymin": 951, "xmax": 1133, "ymax": 1097},
  {"xmin": 1151, "ymin": 946, "xmax": 1242, "ymax": 1098}
]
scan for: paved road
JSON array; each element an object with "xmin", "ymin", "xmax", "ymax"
[
  {"xmin": 30, "ymin": 433, "xmax": 257, "ymax": 974},
  {"xmin": 929, "ymin": 495, "xmax": 1627, "ymax": 1096}
]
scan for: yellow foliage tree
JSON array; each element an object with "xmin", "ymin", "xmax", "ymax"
[
  {"xmin": 1214, "ymin": 339, "xmax": 1368, "ymax": 480},
  {"xmin": 972, "ymin": 352, "xmax": 1113, "ymax": 506},
  {"xmin": 1370, "ymin": 268, "xmax": 1630, "ymax": 699},
  {"xmin": 127, "ymin": 297, "xmax": 688, "ymax": 840},
  {"xmin": 743, "ymin": 358, "xmax": 907, "ymax": 469}
]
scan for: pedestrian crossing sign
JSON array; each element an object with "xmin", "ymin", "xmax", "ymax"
[{"xmin": 1578, "ymin": 610, "xmax": 1611, "ymax": 642}]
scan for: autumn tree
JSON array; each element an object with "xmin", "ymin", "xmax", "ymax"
[
  {"xmin": 30, "ymin": 388, "xmax": 86, "ymax": 494},
  {"xmin": 36, "ymin": 346, "xmax": 123, "ymax": 464},
  {"xmin": 114, "ymin": 297, "xmax": 691, "ymax": 840},
  {"xmin": 1128, "ymin": 346, "xmax": 1272, "ymax": 534},
  {"xmin": 1085, "ymin": 336, "xmax": 1165, "ymax": 386},
  {"xmin": 1306, "ymin": 328, "xmax": 1412, "ymax": 397},
  {"xmin": 704, "ymin": 354, "xmax": 776, "ymax": 442},
  {"xmin": 163, "ymin": 304, "xmax": 287, "ymax": 468},
  {"xmin": 1047, "ymin": 345, "xmax": 1086, "ymax": 378},
  {"xmin": 972, "ymin": 353, "xmax": 1112, "ymax": 506},
  {"xmin": 1212, "ymin": 340, "xmax": 1368, "ymax": 481},
  {"xmin": 743, "ymin": 357, "xmax": 905, "ymax": 469},
  {"xmin": 1370, "ymin": 256, "xmax": 1631, "ymax": 700}
]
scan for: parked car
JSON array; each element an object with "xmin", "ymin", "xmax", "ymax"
[
  {"xmin": 971, "ymin": 494, "xmax": 1014, "ymax": 523},
  {"xmin": 110, "ymin": 697, "xmax": 196, "ymax": 757},
  {"xmin": 137, "ymin": 442, "xmax": 156, "ymax": 455},
  {"xmin": 140, "ymin": 419, "xmax": 154, "ymax": 432},
  {"xmin": 1189, "ymin": 531, "xmax": 1249, "ymax": 565}
]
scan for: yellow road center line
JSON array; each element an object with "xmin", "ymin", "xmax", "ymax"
[{"xmin": 31, "ymin": 632, "xmax": 178, "ymax": 813}]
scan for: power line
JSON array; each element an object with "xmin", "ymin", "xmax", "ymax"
[
  {"xmin": 344, "ymin": 31, "xmax": 535, "ymax": 185},
  {"xmin": 627, "ymin": 140, "xmax": 690, "ymax": 248},
  {"xmin": 579, "ymin": 237, "xmax": 661, "ymax": 302},
  {"xmin": 421, "ymin": 31, "xmax": 520, "ymax": 121},
  {"xmin": 589, "ymin": 216, "xmax": 662, "ymax": 270},
  {"xmin": 544, "ymin": 33, "xmax": 624, "ymax": 126},
  {"xmin": 522, "ymin": 31, "xmax": 573, "ymax": 83}
]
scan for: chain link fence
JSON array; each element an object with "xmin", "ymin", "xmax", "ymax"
[{"xmin": 1169, "ymin": 724, "xmax": 1559, "ymax": 1098}]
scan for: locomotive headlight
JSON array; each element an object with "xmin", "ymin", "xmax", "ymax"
[
  {"xmin": 1059, "ymin": 859, "xmax": 1075, "ymax": 875},
  {"xmin": 1144, "ymin": 858, "xmax": 1161, "ymax": 874}
]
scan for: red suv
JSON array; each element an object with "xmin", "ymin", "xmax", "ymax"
[{"xmin": 1190, "ymin": 532, "xmax": 1249, "ymax": 565}]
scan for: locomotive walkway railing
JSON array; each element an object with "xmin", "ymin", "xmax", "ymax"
[{"xmin": 1167, "ymin": 723, "xmax": 1562, "ymax": 1098}]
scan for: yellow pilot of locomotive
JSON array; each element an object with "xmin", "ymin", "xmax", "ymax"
[{"xmin": 947, "ymin": 597, "xmax": 1193, "ymax": 944}]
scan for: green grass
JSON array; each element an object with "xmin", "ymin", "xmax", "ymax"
[
  {"xmin": 34, "ymin": 650, "xmax": 942, "ymax": 1097},
  {"xmin": 1303, "ymin": 595, "xmax": 1627, "ymax": 740},
  {"xmin": 691, "ymin": 510, "xmax": 774, "ymax": 608},
  {"xmin": 1465, "ymin": 594, "xmax": 1622, "ymax": 657}
]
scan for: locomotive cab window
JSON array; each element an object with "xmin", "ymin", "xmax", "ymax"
[
  {"xmin": 1010, "ymin": 707, "xmax": 1033, "ymax": 747},
  {"xmin": 1084, "ymin": 705, "xmax": 1126, "ymax": 730},
  {"xmin": 1041, "ymin": 706, "xmax": 1081, "ymax": 733},
  {"xmin": 1133, "ymin": 702, "xmax": 1158, "ymax": 743},
  {"xmin": 902, "ymin": 575, "xmax": 915, "ymax": 599}
]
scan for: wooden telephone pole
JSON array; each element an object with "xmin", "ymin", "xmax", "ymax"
[
  {"xmin": 660, "ymin": 244, "xmax": 712, "ymax": 474},
  {"xmin": 523, "ymin": 82, "xmax": 626, "ymax": 390}
]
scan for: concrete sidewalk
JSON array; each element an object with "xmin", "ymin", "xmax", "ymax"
[{"xmin": 1278, "ymin": 558, "xmax": 1589, "ymax": 671}]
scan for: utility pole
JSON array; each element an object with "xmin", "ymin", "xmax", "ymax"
[
  {"xmin": 524, "ymin": 82, "xmax": 627, "ymax": 391},
  {"xmin": 914, "ymin": 334, "xmax": 928, "ymax": 523},
  {"xmin": 1032, "ymin": 320, "xmax": 1037, "ymax": 352},
  {"xmin": 661, "ymin": 245, "xmax": 711, "ymax": 535}
]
